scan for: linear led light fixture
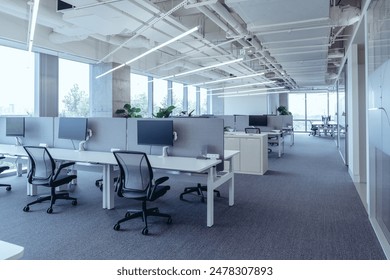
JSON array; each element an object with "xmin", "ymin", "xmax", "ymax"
[
  {"xmin": 193, "ymin": 72, "xmax": 265, "ymax": 87},
  {"xmin": 218, "ymin": 90, "xmax": 290, "ymax": 98},
  {"xmin": 211, "ymin": 81, "xmax": 274, "ymax": 91},
  {"xmin": 210, "ymin": 86, "xmax": 285, "ymax": 96},
  {"xmin": 27, "ymin": 0, "xmax": 40, "ymax": 52},
  {"xmin": 161, "ymin": 58, "xmax": 243, "ymax": 80},
  {"xmin": 96, "ymin": 26, "xmax": 199, "ymax": 79}
]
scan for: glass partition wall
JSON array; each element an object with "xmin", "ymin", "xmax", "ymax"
[
  {"xmin": 367, "ymin": 0, "xmax": 390, "ymax": 257},
  {"xmin": 338, "ymin": 64, "xmax": 347, "ymax": 165}
]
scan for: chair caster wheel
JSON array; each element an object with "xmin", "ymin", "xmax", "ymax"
[
  {"xmin": 113, "ymin": 223, "xmax": 120, "ymax": 231},
  {"xmin": 6, "ymin": 186, "xmax": 11, "ymax": 191},
  {"xmin": 142, "ymin": 227, "xmax": 149, "ymax": 235},
  {"xmin": 72, "ymin": 200, "xmax": 77, "ymax": 206},
  {"xmin": 167, "ymin": 217, "xmax": 172, "ymax": 224},
  {"xmin": 23, "ymin": 206, "xmax": 30, "ymax": 212},
  {"xmin": 47, "ymin": 207, "xmax": 53, "ymax": 214},
  {"xmin": 125, "ymin": 212, "xmax": 131, "ymax": 218}
]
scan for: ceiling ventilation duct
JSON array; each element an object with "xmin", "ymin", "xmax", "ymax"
[
  {"xmin": 49, "ymin": 32, "xmax": 88, "ymax": 43},
  {"xmin": 329, "ymin": 5, "xmax": 361, "ymax": 27},
  {"xmin": 328, "ymin": 48, "xmax": 344, "ymax": 59}
]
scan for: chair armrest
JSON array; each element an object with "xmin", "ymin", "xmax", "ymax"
[
  {"xmin": 53, "ymin": 161, "xmax": 76, "ymax": 180},
  {"xmin": 154, "ymin": 176, "xmax": 169, "ymax": 186}
]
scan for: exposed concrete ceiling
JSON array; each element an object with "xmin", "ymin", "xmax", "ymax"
[{"xmin": 0, "ymin": 0, "xmax": 362, "ymax": 92}]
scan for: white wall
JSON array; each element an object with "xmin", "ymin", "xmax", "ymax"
[{"xmin": 224, "ymin": 95, "xmax": 268, "ymax": 115}]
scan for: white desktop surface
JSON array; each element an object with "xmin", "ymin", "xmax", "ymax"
[
  {"xmin": 0, "ymin": 240, "xmax": 24, "ymax": 260},
  {"xmin": 0, "ymin": 144, "xmax": 239, "ymax": 227}
]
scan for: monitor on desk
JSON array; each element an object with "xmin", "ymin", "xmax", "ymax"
[
  {"xmin": 249, "ymin": 115, "xmax": 268, "ymax": 127},
  {"xmin": 137, "ymin": 119, "xmax": 174, "ymax": 146},
  {"xmin": 58, "ymin": 117, "xmax": 88, "ymax": 141},
  {"xmin": 5, "ymin": 117, "xmax": 25, "ymax": 137}
]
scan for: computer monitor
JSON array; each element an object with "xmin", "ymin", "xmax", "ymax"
[
  {"xmin": 58, "ymin": 117, "xmax": 88, "ymax": 141},
  {"xmin": 249, "ymin": 115, "xmax": 268, "ymax": 126},
  {"xmin": 137, "ymin": 120, "xmax": 174, "ymax": 146},
  {"xmin": 5, "ymin": 117, "xmax": 25, "ymax": 137}
]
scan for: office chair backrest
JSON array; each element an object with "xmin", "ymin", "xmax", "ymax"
[
  {"xmin": 245, "ymin": 127, "xmax": 261, "ymax": 134},
  {"xmin": 113, "ymin": 151, "xmax": 153, "ymax": 197},
  {"xmin": 24, "ymin": 146, "xmax": 55, "ymax": 183}
]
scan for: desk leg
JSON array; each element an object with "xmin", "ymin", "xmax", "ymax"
[
  {"xmin": 102, "ymin": 164, "xmax": 115, "ymax": 209},
  {"xmin": 228, "ymin": 162, "xmax": 235, "ymax": 207},
  {"xmin": 278, "ymin": 135, "xmax": 282, "ymax": 158},
  {"xmin": 206, "ymin": 167, "xmax": 215, "ymax": 227},
  {"xmin": 25, "ymin": 160, "xmax": 37, "ymax": 196}
]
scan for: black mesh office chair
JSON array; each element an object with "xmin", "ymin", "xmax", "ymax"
[
  {"xmin": 22, "ymin": 146, "xmax": 77, "ymax": 214},
  {"xmin": 0, "ymin": 156, "xmax": 11, "ymax": 191},
  {"xmin": 112, "ymin": 151, "xmax": 172, "ymax": 235}
]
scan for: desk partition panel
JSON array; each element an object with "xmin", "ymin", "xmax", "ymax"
[
  {"xmin": 23, "ymin": 117, "xmax": 54, "ymax": 146},
  {"xmin": 84, "ymin": 117, "xmax": 127, "ymax": 151},
  {"xmin": 53, "ymin": 117, "xmax": 127, "ymax": 151},
  {"xmin": 0, "ymin": 117, "xmax": 54, "ymax": 146},
  {"xmin": 126, "ymin": 117, "xmax": 224, "ymax": 171},
  {"xmin": 0, "ymin": 117, "xmax": 14, "ymax": 145},
  {"xmin": 235, "ymin": 115, "xmax": 249, "ymax": 132}
]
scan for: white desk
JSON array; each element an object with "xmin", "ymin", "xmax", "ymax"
[
  {"xmin": 0, "ymin": 144, "xmax": 238, "ymax": 227},
  {"xmin": 0, "ymin": 240, "xmax": 24, "ymax": 260}
]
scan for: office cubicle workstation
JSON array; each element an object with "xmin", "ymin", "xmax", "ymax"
[
  {"xmin": 219, "ymin": 114, "xmax": 292, "ymax": 175},
  {"xmin": 0, "ymin": 116, "xmax": 237, "ymax": 227}
]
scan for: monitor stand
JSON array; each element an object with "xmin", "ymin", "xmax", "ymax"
[
  {"xmin": 15, "ymin": 137, "xmax": 22, "ymax": 146},
  {"xmin": 161, "ymin": 146, "xmax": 169, "ymax": 157}
]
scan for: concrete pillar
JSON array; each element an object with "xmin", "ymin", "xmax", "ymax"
[
  {"xmin": 35, "ymin": 53, "xmax": 59, "ymax": 117},
  {"xmin": 183, "ymin": 84, "xmax": 188, "ymax": 112},
  {"xmin": 90, "ymin": 63, "xmax": 130, "ymax": 117}
]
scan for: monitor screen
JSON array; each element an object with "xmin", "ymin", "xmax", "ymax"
[
  {"xmin": 249, "ymin": 115, "xmax": 268, "ymax": 126},
  {"xmin": 137, "ymin": 120, "xmax": 174, "ymax": 146},
  {"xmin": 6, "ymin": 117, "xmax": 25, "ymax": 137},
  {"xmin": 58, "ymin": 117, "xmax": 88, "ymax": 141}
]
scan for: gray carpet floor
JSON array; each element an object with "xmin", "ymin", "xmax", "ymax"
[{"xmin": 0, "ymin": 134, "xmax": 386, "ymax": 259}]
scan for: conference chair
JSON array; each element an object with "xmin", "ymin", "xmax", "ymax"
[
  {"xmin": 22, "ymin": 146, "xmax": 77, "ymax": 214},
  {"xmin": 112, "ymin": 151, "xmax": 172, "ymax": 235},
  {"xmin": 0, "ymin": 156, "xmax": 11, "ymax": 191},
  {"xmin": 309, "ymin": 121, "xmax": 319, "ymax": 136}
]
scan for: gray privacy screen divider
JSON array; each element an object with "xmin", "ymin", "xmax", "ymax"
[
  {"xmin": 0, "ymin": 117, "xmax": 54, "ymax": 146},
  {"xmin": 53, "ymin": 117, "xmax": 127, "ymax": 151},
  {"xmin": 127, "ymin": 117, "xmax": 225, "ymax": 171}
]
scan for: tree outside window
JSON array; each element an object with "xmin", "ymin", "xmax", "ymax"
[{"xmin": 61, "ymin": 84, "xmax": 89, "ymax": 117}]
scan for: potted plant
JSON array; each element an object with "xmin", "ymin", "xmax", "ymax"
[
  {"xmin": 115, "ymin": 103, "xmax": 142, "ymax": 118},
  {"xmin": 153, "ymin": 105, "xmax": 176, "ymax": 118},
  {"xmin": 276, "ymin": 106, "xmax": 292, "ymax": 115}
]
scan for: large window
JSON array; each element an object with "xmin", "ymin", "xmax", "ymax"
[
  {"xmin": 289, "ymin": 91, "xmax": 337, "ymax": 132},
  {"xmin": 130, "ymin": 73, "xmax": 148, "ymax": 117},
  {"xmin": 187, "ymin": 85, "xmax": 197, "ymax": 115},
  {"xmin": 288, "ymin": 93, "xmax": 306, "ymax": 131},
  {"xmin": 153, "ymin": 78, "xmax": 168, "ymax": 115},
  {"xmin": 59, "ymin": 58, "xmax": 90, "ymax": 117},
  {"xmin": 171, "ymin": 82, "xmax": 183, "ymax": 115},
  {"xmin": 0, "ymin": 45, "xmax": 34, "ymax": 115},
  {"xmin": 200, "ymin": 88, "xmax": 208, "ymax": 115}
]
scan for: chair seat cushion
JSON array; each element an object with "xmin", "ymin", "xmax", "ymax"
[{"xmin": 51, "ymin": 174, "xmax": 77, "ymax": 187}]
